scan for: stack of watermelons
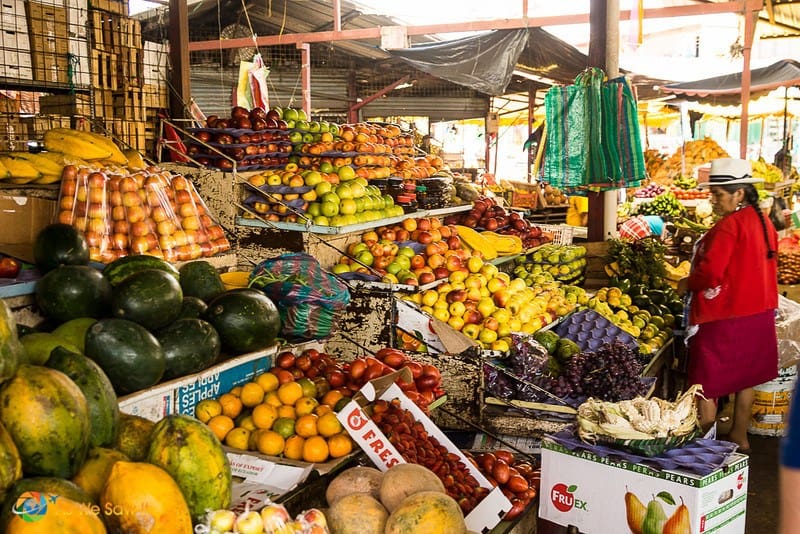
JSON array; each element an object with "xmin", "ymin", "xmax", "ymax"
[{"xmin": 29, "ymin": 223, "xmax": 282, "ymax": 396}]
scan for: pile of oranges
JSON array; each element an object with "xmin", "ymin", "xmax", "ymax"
[{"xmin": 195, "ymin": 370, "xmax": 354, "ymax": 464}]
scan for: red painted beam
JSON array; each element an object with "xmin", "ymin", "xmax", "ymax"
[
  {"xmin": 349, "ymin": 75, "xmax": 412, "ymax": 113},
  {"xmin": 189, "ymin": 1, "xmax": 762, "ymax": 52}
]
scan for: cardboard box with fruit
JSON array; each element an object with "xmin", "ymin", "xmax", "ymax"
[
  {"xmin": 539, "ymin": 438, "xmax": 748, "ymax": 533},
  {"xmin": 337, "ymin": 370, "xmax": 512, "ymax": 532}
]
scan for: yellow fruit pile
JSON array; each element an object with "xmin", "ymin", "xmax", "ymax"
[
  {"xmin": 658, "ymin": 138, "xmax": 729, "ymax": 184},
  {"xmin": 196, "ymin": 372, "xmax": 354, "ymax": 464}
]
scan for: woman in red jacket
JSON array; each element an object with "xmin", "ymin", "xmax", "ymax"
[{"xmin": 686, "ymin": 158, "xmax": 778, "ymax": 453}]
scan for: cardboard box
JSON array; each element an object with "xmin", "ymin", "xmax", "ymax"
[
  {"xmin": 118, "ymin": 344, "xmax": 280, "ymax": 421},
  {"xmin": 0, "ymin": 196, "xmax": 57, "ymax": 263},
  {"xmin": 538, "ymin": 438, "xmax": 749, "ymax": 534},
  {"xmin": 0, "ymin": 0, "xmax": 27, "ymax": 33},
  {"xmin": 394, "ymin": 298, "xmax": 476, "ymax": 354},
  {"xmin": 337, "ymin": 370, "xmax": 512, "ymax": 533}
]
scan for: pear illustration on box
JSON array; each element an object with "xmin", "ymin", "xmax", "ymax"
[{"xmin": 625, "ymin": 488, "xmax": 690, "ymax": 534}]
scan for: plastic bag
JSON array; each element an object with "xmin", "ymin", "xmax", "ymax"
[
  {"xmin": 249, "ymin": 253, "xmax": 351, "ymax": 341},
  {"xmin": 776, "ymin": 294, "xmax": 800, "ymax": 368}
]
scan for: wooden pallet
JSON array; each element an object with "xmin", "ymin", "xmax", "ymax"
[
  {"xmin": 91, "ymin": 50, "xmax": 118, "ymax": 90},
  {"xmin": 116, "ymin": 46, "xmax": 143, "ymax": 88},
  {"xmin": 89, "ymin": 0, "xmax": 128, "ymax": 15},
  {"xmin": 112, "ymin": 87, "xmax": 144, "ymax": 121}
]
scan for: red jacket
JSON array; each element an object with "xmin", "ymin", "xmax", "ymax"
[{"xmin": 688, "ymin": 206, "xmax": 778, "ymax": 325}]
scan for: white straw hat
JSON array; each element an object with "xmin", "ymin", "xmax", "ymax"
[{"xmin": 698, "ymin": 158, "xmax": 763, "ymax": 187}]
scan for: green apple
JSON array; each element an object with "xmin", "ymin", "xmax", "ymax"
[
  {"xmin": 320, "ymin": 201, "xmax": 339, "ymax": 217},
  {"xmin": 382, "ymin": 194, "xmax": 395, "ymax": 207},
  {"xmin": 296, "ymin": 120, "xmax": 310, "ymax": 132},
  {"xmin": 306, "ymin": 202, "xmax": 322, "ymax": 217},
  {"xmin": 349, "ymin": 182, "xmax": 365, "ymax": 198},
  {"xmin": 329, "ymin": 124, "xmax": 339, "ymax": 136},
  {"xmin": 321, "ymin": 191, "xmax": 340, "ymax": 204},
  {"xmin": 335, "ymin": 183, "xmax": 353, "ymax": 200},
  {"xmin": 285, "ymin": 119, "xmax": 296, "ymax": 129},
  {"xmin": 303, "ymin": 171, "xmax": 323, "ymax": 187},
  {"xmin": 288, "ymin": 131, "xmax": 303, "ymax": 143},
  {"xmin": 296, "ymin": 109, "xmax": 308, "ymax": 121},
  {"xmin": 319, "ymin": 121, "xmax": 330, "ymax": 133},
  {"xmin": 315, "ymin": 181, "xmax": 333, "ymax": 196},
  {"xmin": 282, "ymin": 108, "xmax": 299, "ymax": 121},
  {"xmin": 339, "ymin": 198, "xmax": 357, "ymax": 215},
  {"xmin": 302, "ymin": 132, "xmax": 314, "ymax": 143},
  {"xmin": 331, "ymin": 263, "xmax": 350, "ymax": 274},
  {"xmin": 319, "ymin": 161, "xmax": 334, "ymax": 173},
  {"xmin": 337, "ymin": 166, "xmax": 356, "ymax": 181},
  {"xmin": 308, "ymin": 121, "xmax": 321, "ymax": 133},
  {"xmin": 330, "ymin": 215, "xmax": 346, "ymax": 226},
  {"xmin": 397, "ymin": 246, "xmax": 416, "ymax": 258},
  {"xmin": 313, "ymin": 215, "xmax": 330, "ymax": 226},
  {"xmin": 356, "ymin": 250, "xmax": 374, "ymax": 267},
  {"xmin": 343, "ymin": 214, "xmax": 358, "ymax": 225}
]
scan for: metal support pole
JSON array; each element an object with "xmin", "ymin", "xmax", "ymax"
[
  {"xmin": 168, "ymin": 0, "xmax": 190, "ymax": 120},
  {"xmin": 739, "ymin": 3, "xmax": 759, "ymax": 158},
  {"xmin": 297, "ymin": 43, "xmax": 311, "ymax": 117}
]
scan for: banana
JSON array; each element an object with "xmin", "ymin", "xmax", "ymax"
[
  {"xmin": 482, "ymin": 231, "xmax": 523, "ymax": 255},
  {"xmin": 455, "ymin": 225, "xmax": 497, "ymax": 260},
  {"xmin": 0, "ymin": 158, "xmax": 9, "ymax": 179},
  {"xmin": 70, "ymin": 130, "xmax": 128, "ymax": 165},
  {"xmin": 0, "ymin": 155, "xmax": 42, "ymax": 181},
  {"xmin": 43, "ymin": 128, "xmax": 112, "ymax": 161},
  {"xmin": 123, "ymin": 149, "xmax": 146, "ymax": 171},
  {"xmin": 32, "ymin": 174, "xmax": 63, "ymax": 185},
  {"xmin": 38, "ymin": 151, "xmax": 89, "ymax": 168},
  {"xmin": 8, "ymin": 151, "xmax": 64, "ymax": 176}
]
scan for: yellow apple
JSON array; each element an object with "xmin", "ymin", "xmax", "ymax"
[
  {"xmin": 432, "ymin": 307, "xmax": 450, "ymax": 322},
  {"xmin": 421, "ymin": 289, "xmax": 439, "ymax": 307},
  {"xmin": 448, "ymin": 301, "xmax": 466, "ymax": 318}
]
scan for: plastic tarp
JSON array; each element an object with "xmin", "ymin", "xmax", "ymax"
[
  {"xmin": 386, "ymin": 29, "xmax": 529, "ymax": 96},
  {"xmin": 660, "ymin": 59, "xmax": 800, "ymax": 105}
]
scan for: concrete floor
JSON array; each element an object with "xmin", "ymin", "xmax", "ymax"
[{"xmin": 744, "ymin": 434, "xmax": 781, "ymax": 533}]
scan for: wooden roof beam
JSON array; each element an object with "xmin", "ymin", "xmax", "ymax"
[{"xmin": 189, "ymin": 0, "xmax": 763, "ymax": 52}]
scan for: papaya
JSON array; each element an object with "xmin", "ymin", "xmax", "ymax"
[
  {"xmin": 0, "ymin": 299, "xmax": 22, "ymax": 385},
  {"xmin": 113, "ymin": 413, "xmax": 156, "ymax": 461},
  {"xmin": 327, "ymin": 493, "xmax": 388, "ymax": 534},
  {"xmin": 46, "ymin": 346, "xmax": 119, "ymax": 448},
  {"xmin": 146, "ymin": 414, "xmax": 232, "ymax": 522},
  {"xmin": 71, "ymin": 447, "xmax": 129, "ymax": 503},
  {"xmin": 0, "ymin": 477, "xmax": 93, "ymax": 530},
  {"xmin": 379, "ymin": 463, "xmax": 446, "ymax": 513},
  {"xmin": 385, "ymin": 491, "xmax": 466, "ymax": 534},
  {"xmin": 0, "ymin": 421, "xmax": 21, "ymax": 496},
  {"xmin": 6, "ymin": 495, "xmax": 106, "ymax": 533},
  {"xmin": 50, "ymin": 317, "xmax": 97, "ymax": 353},
  {"xmin": 0, "ymin": 365, "xmax": 90, "ymax": 478},
  {"xmin": 100, "ymin": 461, "xmax": 193, "ymax": 533},
  {"xmin": 24, "ymin": 330, "xmax": 83, "ymax": 364}
]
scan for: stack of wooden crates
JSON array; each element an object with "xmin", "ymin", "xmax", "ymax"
[{"xmin": 0, "ymin": 0, "xmax": 170, "ymax": 154}]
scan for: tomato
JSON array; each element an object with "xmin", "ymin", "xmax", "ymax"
[
  {"xmin": 421, "ymin": 364, "xmax": 441, "ymax": 379},
  {"xmin": 0, "ymin": 257, "xmax": 20, "ymax": 278},
  {"xmin": 403, "ymin": 361, "xmax": 423, "ymax": 379},
  {"xmin": 382, "ymin": 351, "xmax": 406, "ymax": 369},
  {"xmin": 415, "ymin": 374, "xmax": 439, "ymax": 391},
  {"xmin": 276, "ymin": 351, "xmax": 296, "ymax": 369},
  {"xmin": 326, "ymin": 369, "xmax": 346, "ymax": 388},
  {"xmin": 348, "ymin": 358, "xmax": 368, "ymax": 380}
]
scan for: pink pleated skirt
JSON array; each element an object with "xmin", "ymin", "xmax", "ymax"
[{"xmin": 687, "ymin": 309, "xmax": 778, "ymax": 399}]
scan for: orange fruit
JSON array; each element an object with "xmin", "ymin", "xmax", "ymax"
[
  {"xmin": 237, "ymin": 414, "xmax": 257, "ymax": 432},
  {"xmin": 302, "ymin": 435, "xmax": 329, "ymax": 463},
  {"xmin": 334, "ymin": 397, "xmax": 351, "ymax": 413},
  {"xmin": 229, "ymin": 385, "xmax": 243, "ymax": 397},
  {"xmin": 252, "ymin": 403, "xmax": 278, "ymax": 430},
  {"xmin": 256, "ymin": 430, "xmax": 285, "ymax": 456},
  {"xmin": 240, "ymin": 382, "xmax": 266, "ymax": 407},
  {"xmin": 284, "ymin": 435, "xmax": 305, "ymax": 460},
  {"xmin": 224, "ymin": 427, "xmax": 251, "ymax": 450},
  {"xmin": 327, "ymin": 433, "xmax": 353, "ymax": 458},
  {"xmin": 264, "ymin": 391, "xmax": 283, "ymax": 408},
  {"xmin": 207, "ymin": 414, "xmax": 234, "ymax": 441},
  {"xmin": 277, "ymin": 382, "xmax": 304, "ymax": 405},
  {"xmin": 321, "ymin": 390, "xmax": 344, "ymax": 408},
  {"xmin": 277, "ymin": 405, "xmax": 296, "ymax": 420},
  {"xmin": 195, "ymin": 399, "xmax": 222, "ymax": 423},
  {"xmin": 294, "ymin": 396, "xmax": 319, "ymax": 417},
  {"xmin": 248, "ymin": 428, "xmax": 264, "ymax": 450},
  {"xmin": 296, "ymin": 378, "xmax": 317, "ymax": 398},
  {"xmin": 295, "ymin": 414, "xmax": 319, "ymax": 438},
  {"xmin": 314, "ymin": 404, "xmax": 333, "ymax": 417},
  {"xmin": 272, "ymin": 417, "xmax": 296, "ymax": 439},
  {"xmin": 317, "ymin": 412, "xmax": 343, "ymax": 438},
  {"xmin": 219, "ymin": 393, "xmax": 243, "ymax": 419},
  {"xmin": 256, "ymin": 372, "xmax": 280, "ymax": 393}
]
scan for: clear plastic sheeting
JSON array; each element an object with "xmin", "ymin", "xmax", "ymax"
[
  {"xmin": 776, "ymin": 294, "xmax": 800, "ymax": 369},
  {"xmin": 386, "ymin": 29, "xmax": 529, "ymax": 96}
]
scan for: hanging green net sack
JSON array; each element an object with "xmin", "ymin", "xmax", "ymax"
[
  {"xmin": 542, "ymin": 81, "xmax": 590, "ymax": 189},
  {"xmin": 249, "ymin": 253, "xmax": 351, "ymax": 341}
]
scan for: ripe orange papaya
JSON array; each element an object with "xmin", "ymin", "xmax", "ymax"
[{"xmin": 6, "ymin": 495, "xmax": 106, "ymax": 533}]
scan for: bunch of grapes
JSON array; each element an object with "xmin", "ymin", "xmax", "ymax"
[{"xmin": 558, "ymin": 342, "xmax": 647, "ymax": 401}]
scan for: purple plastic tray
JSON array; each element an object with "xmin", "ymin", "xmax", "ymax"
[{"xmin": 548, "ymin": 427, "xmax": 739, "ymax": 476}]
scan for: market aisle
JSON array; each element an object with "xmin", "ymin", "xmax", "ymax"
[{"xmin": 745, "ymin": 435, "xmax": 780, "ymax": 532}]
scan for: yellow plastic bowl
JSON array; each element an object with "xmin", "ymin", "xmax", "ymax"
[{"xmin": 220, "ymin": 271, "xmax": 250, "ymax": 290}]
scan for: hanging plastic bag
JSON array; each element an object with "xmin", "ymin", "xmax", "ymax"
[
  {"xmin": 248, "ymin": 53, "xmax": 270, "ymax": 110},
  {"xmin": 541, "ymin": 82, "xmax": 589, "ymax": 189},
  {"xmin": 249, "ymin": 253, "xmax": 351, "ymax": 342},
  {"xmin": 776, "ymin": 294, "xmax": 800, "ymax": 369},
  {"xmin": 235, "ymin": 59, "xmax": 254, "ymax": 109}
]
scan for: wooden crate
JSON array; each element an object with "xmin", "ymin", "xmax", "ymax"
[
  {"xmin": 88, "ymin": 0, "xmax": 128, "ymax": 15},
  {"xmin": 91, "ymin": 49, "xmax": 118, "ymax": 89},
  {"xmin": 38, "ymin": 94, "xmax": 92, "ymax": 116},
  {"xmin": 22, "ymin": 115, "xmax": 72, "ymax": 138},
  {"xmin": 582, "ymin": 240, "xmax": 610, "ymax": 289},
  {"xmin": 112, "ymin": 87, "xmax": 143, "ymax": 121},
  {"xmin": 117, "ymin": 17, "xmax": 141, "ymax": 48},
  {"xmin": 116, "ymin": 46, "xmax": 142, "ymax": 88},
  {"xmin": 142, "ymin": 84, "xmax": 168, "ymax": 109},
  {"xmin": 92, "ymin": 88, "xmax": 114, "ymax": 118},
  {"xmin": 90, "ymin": 10, "xmax": 114, "ymax": 51}
]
